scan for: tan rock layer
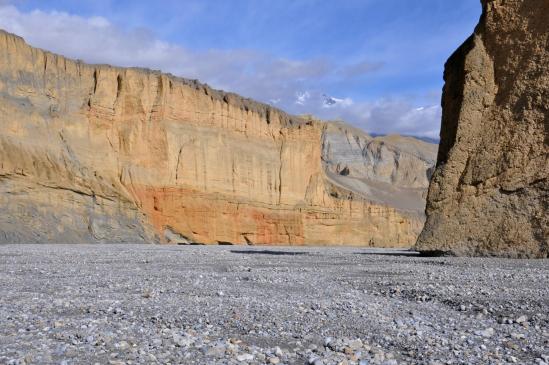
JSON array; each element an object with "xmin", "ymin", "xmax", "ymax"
[
  {"xmin": 416, "ymin": 0, "xmax": 549, "ymax": 258},
  {"xmin": 0, "ymin": 29, "xmax": 423, "ymax": 246}
]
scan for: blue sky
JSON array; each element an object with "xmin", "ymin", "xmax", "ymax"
[{"xmin": 1, "ymin": 0, "xmax": 481, "ymax": 138}]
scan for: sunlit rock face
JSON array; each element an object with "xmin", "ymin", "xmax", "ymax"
[
  {"xmin": 0, "ymin": 29, "xmax": 436, "ymax": 246},
  {"xmin": 416, "ymin": 0, "xmax": 548, "ymax": 258}
]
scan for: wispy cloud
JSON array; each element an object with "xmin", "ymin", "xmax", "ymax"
[
  {"xmin": 294, "ymin": 91, "xmax": 310, "ymax": 105},
  {"xmin": 300, "ymin": 94, "xmax": 442, "ymax": 139},
  {"xmin": 339, "ymin": 60, "xmax": 384, "ymax": 78},
  {"xmin": 0, "ymin": 3, "xmax": 442, "ymax": 138}
]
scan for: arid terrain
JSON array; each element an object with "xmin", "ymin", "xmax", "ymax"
[
  {"xmin": 0, "ymin": 0, "xmax": 547, "ymax": 364},
  {"xmin": 1, "ymin": 244, "xmax": 548, "ymax": 365},
  {"xmin": 0, "ymin": 29, "xmax": 435, "ymax": 248}
]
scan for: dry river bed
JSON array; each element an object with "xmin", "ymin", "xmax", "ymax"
[{"xmin": 0, "ymin": 244, "xmax": 548, "ymax": 365}]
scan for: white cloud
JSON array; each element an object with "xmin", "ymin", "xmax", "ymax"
[
  {"xmin": 0, "ymin": 5, "xmax": 328, "ymax": 99},
  {"xmin": 343, "ymin": 101, "xmax": 441, "ymax": 139},
  {"xmin": 295, "ymin": 91, "xmax": 310, "ymax": 105},
  {"xmin": 0, "ymin": 4, "xmax": 440, "ymax": 139},
  {"xmin": 88, "ymin": 16, "xmax": 110, "ymax": 28}
]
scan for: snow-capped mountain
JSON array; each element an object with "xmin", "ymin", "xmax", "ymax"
[{"xmin": 322, "ymin": 94, "xmax": 353, "ymax": 108}]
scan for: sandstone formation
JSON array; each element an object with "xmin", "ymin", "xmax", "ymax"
[
  {"xmin": 416, "ymin": 0, "xmax": 548, "ymax": 257},
  {"xmin": 0, "ymin": 29, "xmax": 436, "ymax": 246}
]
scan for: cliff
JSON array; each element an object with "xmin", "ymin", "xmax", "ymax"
[
  {"xmin": 416, "ymin": 0, "xmax": 548, "ymax": 257},
  {"xmin": 0, "ymin": 29, "xmax": 436, "ymax": 246},
  {"xmin": 323, "ymin": 122, "xmax": 437, "ymax": 213}
]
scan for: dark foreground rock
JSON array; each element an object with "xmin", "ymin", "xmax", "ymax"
[
  {"xmin": 416, "ymin": 0, "xmax": 548, "ymax": 258},
  {"xmin": 0, "ymin": 244, "xmax": 548, "ymax": 364}
]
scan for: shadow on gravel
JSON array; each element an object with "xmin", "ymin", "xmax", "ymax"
[
  {"xmin": 355, "ymin": 251, "xmax": 420, "ymax": 257},
  {"xmin": 230, "ymin": 250, "xmax": 309, "ymax": 256}
]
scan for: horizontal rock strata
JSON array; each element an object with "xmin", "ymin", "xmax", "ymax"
[{"xmin": 0, "ymin": 30, "xmax": 435, "ymax": 246}]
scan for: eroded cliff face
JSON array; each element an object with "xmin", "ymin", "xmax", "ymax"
[
  {"xmin": 0, "ymin": 30, "xmax": 434, "ymax": 246},
  {"xmin": 322, "ymin": 122, "xmax": 437, "ymax": 213},
  {"xmin": 416, "ymin": 0, "xmax": 548, "ymax": 258}
]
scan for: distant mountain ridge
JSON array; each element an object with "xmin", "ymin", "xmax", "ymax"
[
  {"xmin": 323, "ymin": 122, "xmax": 437, "ymax": 213},
  {"xmin": 370, "ymin": 133, "xmax": 439, "ymax": 145}
]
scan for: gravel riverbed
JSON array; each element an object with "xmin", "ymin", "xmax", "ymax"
[{"xmin": 0, "ymin": 244, "xmax": 548, "ymax": 365}]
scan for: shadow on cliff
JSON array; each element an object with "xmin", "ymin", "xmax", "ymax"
[{"xmin": 230, "ymin": 250, "xmax": 309, "ymax": 256}]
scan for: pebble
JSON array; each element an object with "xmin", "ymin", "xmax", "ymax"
[
  {"xmin": 475, "ymin": 328, "xmax": 495, "ymax": 338},
  {"xmin": 172, "ymin": 334, "xmax": 192, "ymax": 347},
  {"xmin": 236, "ymin": 353, "xmax": 254, "ymax": 362},
  {"xmin": 516, "ymin": 315, "xmax": 528, "ymax": 324}
]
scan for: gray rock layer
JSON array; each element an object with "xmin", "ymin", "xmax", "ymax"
[{"xmin": 0, "ymin": 178, "xmax": 153, "ymax": 244}]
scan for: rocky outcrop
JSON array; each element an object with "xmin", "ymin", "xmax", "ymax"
[
  {"xmin": 416, "ymin": 0, "xmax": 548, "ymax": 258},
  {"xmin": 322, "ymin": 122, "xmax": 437, "ymax": 213},
  {"xmin": 0, "ymin": 29, "xmax": 436, "ymax": 246}
]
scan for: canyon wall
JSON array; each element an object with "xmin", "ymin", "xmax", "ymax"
[
  {"xmin": 416, "ymin": 0, "xmax": 548, "ymax": 257},
  {"xmin": 322, "ymin": 122, "xmax": 437, "ymax": 214},
  {"xmin": 0, "ymin": 30, "xmax": 435, "ymax": 246}
]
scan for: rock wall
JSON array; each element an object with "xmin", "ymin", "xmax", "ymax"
[
  {"xmin": 0, "ymin": 29, "xmax": 434, "ymax": 246},
  {"xmin": 416, "ymin": 0, "xmax": 548, "ymax": 258},
  {"xmin": 322, "ymin": 122, "xmax": 437, "ymax": 213}
]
